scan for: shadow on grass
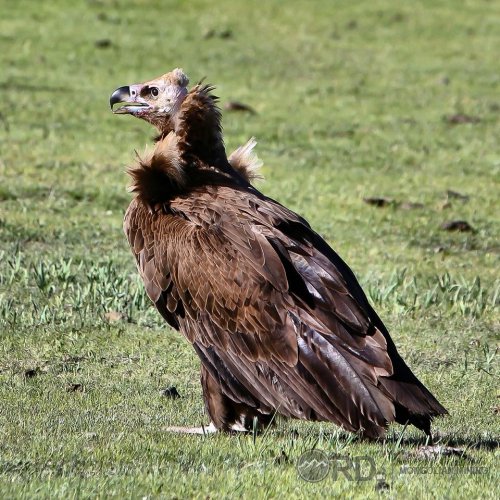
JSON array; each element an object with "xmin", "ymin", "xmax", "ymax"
[
  {"xmin": 396, "ymin": 434, "xmax": 500, "ymax": 451},
  {"xmin": 265, "ymin": 423, "xmax": 499, "ymax": 451}
]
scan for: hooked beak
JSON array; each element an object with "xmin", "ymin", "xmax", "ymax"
[{"xmin": 110, "ymin": 85, "xmax": 149, "ymax": 114}]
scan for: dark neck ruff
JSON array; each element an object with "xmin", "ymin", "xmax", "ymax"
[{"xmin": 175, "ymin": 86, "xmax": 228, "ymax": 168}]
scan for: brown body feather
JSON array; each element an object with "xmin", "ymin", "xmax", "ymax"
[{"xmin": 122, "ymin": 78, "xmax": 447, "ymax": 438}]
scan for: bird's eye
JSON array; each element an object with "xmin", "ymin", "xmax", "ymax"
[{"xmin": 150, "ymin": 87, "xmax": 159, "ymax": 97}]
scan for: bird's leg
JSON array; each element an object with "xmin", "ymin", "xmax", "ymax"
[
  {"xmin": 200, "ymin": 364, "xmax": 274, "ymax": 432},
  {"xmin": 162, "ymin": 364, "xmax": 262, "ymax": 435}
]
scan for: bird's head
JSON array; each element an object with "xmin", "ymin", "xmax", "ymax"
[{"xmin": 110, "ymin": 68, "xmax": 189, "ymax": 132}]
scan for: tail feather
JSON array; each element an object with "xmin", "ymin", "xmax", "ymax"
[{"xmin": 379, "ymin": 353, "xmax": 448, "ymax": 435}]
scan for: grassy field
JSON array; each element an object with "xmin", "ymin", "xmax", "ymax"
[{"xmin": 0, "ymin": 0, "xmax": 499, "ymax": 497}]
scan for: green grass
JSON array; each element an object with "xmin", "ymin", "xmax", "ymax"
[{"xmin": 0, "ymin": 0, "xmax": 499, "ymax": 497}]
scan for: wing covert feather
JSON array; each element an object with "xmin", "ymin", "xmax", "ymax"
[{"xmin": 124, "ymin": 188, "xmax": 393, "ymax": 367}]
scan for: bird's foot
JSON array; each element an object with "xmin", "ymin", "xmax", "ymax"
[
  {"xmin": 163, "ymin": 421, "xmax": 252, "ymax": 434},
  {"xmin": 163, "ymin": 422, "xmax": 218, "ymax": 435}
]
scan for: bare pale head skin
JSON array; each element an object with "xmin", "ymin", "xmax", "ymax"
[{"xmin": 110, "ymin": 68, "xmax": 189, "ymax": 131}]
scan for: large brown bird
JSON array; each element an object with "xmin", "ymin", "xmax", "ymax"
[{"xmin": 110, "ymin": 69, "xmax": 447, "ymax": 438}]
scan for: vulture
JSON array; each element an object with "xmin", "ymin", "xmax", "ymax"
[{"xmin": 109, "ymin": 69, "xmax": 447, "ymax": 439}]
